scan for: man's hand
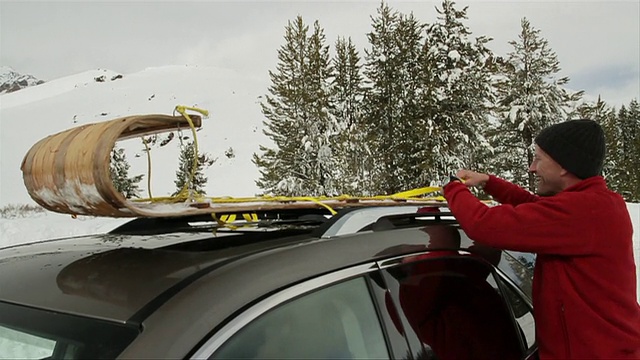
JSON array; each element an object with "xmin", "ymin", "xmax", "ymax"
[{"xmin": 455, "ymin": 170, "xmax": 489, "ymax": 188}]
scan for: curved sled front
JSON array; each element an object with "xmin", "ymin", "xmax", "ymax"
[{"xmin": 21, "ymin": 114, "xmax": 202, "ymax": 217}]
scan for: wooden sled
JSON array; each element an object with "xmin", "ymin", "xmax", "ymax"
[
  {"xmin": 21, "ymin": 113, "xmax": 445, "ymax": 218},
  {"xmin": 21, "ymin": 113, "xmax": 204, "ymax": 218}
]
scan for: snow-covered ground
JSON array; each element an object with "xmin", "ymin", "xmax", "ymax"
[{"xmin": 0, "ymin": 211, "xmax": 129, "ymax": 248}]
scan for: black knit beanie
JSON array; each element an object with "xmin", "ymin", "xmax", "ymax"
[{"xmin": 534, "ymin": 119, "xmax": 606, "ymax": 179}]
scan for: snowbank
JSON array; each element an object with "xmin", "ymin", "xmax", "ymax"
[{"xmin": 0, "ymin": 212, "xmax": 129, "ymax": 248}]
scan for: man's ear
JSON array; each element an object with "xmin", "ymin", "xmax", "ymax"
[{"xmin": 560, "ymin": 168, "xmax": 582, "ymax": 184}]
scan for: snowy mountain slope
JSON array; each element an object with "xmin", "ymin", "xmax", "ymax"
[
  {"xmin": 0, "ymin": 66, "xmax": 45, "ymax": 94},
  {"xmin": 0, "ymin": 65, "xmax": 269, "ymax": 206},
  {"xmin": 0, "ymin": 68, "xmax": 118, "ymax": 108}
]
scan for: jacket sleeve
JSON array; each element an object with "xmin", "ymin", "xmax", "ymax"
[
  {"xmin": 443, "ymin": 181, "xmax": 596, "ymax": 255},
  {"xmin": 483, "ymin": 175, "xmax": 539, "ymax": 206}
]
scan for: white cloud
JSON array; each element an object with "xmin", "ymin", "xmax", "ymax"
[{"xmin": 1, "ymin": 1, "xmax": 638, "ymax": 106}]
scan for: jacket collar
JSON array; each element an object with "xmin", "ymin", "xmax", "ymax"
[{"xmin": 563, "ymin": 176, "xmax": 607, "ymax": 193}]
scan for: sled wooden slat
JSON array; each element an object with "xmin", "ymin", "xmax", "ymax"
[{"xmin": 21, "ymin": 114, "xmax": 203, "ymax": 218}]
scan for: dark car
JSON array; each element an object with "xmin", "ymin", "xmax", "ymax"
[{"xmin": 0, "ymin": 205, "xmax": 537, "ymax": 359}]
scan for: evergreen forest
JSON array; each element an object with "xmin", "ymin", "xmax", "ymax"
[{"xmin": 253, "ymin": 1, "xmax": 640, "ymax": 202}]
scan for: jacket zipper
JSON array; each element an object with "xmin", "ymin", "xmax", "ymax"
[{"xmin": 560, "ymin": 303, "xmax": 571, "ymax": 357}]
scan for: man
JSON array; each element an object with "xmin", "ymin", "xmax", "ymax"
[{"xmin": 443, "ymin": 119, "xmax": 640, "ymax": 359}]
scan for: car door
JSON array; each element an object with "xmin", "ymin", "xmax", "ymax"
[
  {"xmin": 189, "ymin": 252, "xmax": 538, "ymax": 360},
  {"xmin": 379, "ymin": 252, "xmax": 530, "ymax": 360},
  {"xmin": 191, "ymin": 263, "xmax": 410, "ymax": 359}
]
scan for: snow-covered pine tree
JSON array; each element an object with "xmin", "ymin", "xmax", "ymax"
[
  {"xmin": 393, "ymin": 11, "xmax": 431, "ymax": 191},
  {"xmin": 611, "ymin": 100, "xmax": 640, "ymax": 201},
  {"xmin": 304, "ymin": 20, "xmax": 338, "ymax": 195},
  {"xmin": 330, "ymin": 36, "xmax": 368, "ymax": 195},
  {"xmin": 254, "ymin": 17, "xmax": 337, "ymax": 196},
  {"xmin": 490, "ymin": 18, "xmax": 583, "ymax": 192},
  {"xmin": 575, "ymin": 95, "xmax": 614, "ymax": 124},
  {"xmin": 576, "ymin": 95, "xmax": 617, "ymax": 184},
  {"xmin": 362, "ymin": 3, "xmax": 426, "ymax": 194},
  {"xmin": 420, "ymin": 0, "xmax": 494, "ymax": 183},
  {"xmin": 623, "ymin": 100, "xmax": 640, "ymax": 201},
  {"xmin": 110, "ymin": 145, "xmax": 143, "ymax": 199},
  {"xmin": 254, "ymin": 16, "xmax": 308, "ymax": 195},
  {"xmin": 172, "ymin": 141, "xmax": 215, "ymax": 197}
]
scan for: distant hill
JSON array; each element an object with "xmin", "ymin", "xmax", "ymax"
[
  {"xmin": 0, "ymin": 66, "xmax": 45, "ymax": 94},
  {"xmin": 0, "ymin": 65, "xmax": 269, "ymax": 206}
]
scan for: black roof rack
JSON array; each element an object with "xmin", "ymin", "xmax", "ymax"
[
  {"xmin": 109, "ymin": 204, "xmax": 456, "ymax": 237},
  {"xmin": 108, "ymin": 207, "xmax": 335, "ymax": 235}
]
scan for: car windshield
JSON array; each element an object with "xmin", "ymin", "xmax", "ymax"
[{"xmin": 0, "ymin": 301, "xmax": 138, "ymax": 359}]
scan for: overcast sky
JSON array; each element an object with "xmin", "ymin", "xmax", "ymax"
[{"xmin": 1, "ymin": 0, "xmax": 638, "ymax": 107}]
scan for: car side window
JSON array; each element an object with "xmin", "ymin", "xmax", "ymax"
[
  {"xmin": 211, "ymin": 277, "xmax": 389, "ymax": 359},
  {"xmin": 382, "ymin": 255, "xmax": 524, "ymax": 360},
  {"xmin": 497, "ymin": 276, "xmax": 536, "ymax": 350},
  {"xmin": 0, "ymin": 327, "xmax": 56, "ymax": 359},
  {"xmin": 501, "ymin": 250, "xmax": 535, "ymax": 299}
]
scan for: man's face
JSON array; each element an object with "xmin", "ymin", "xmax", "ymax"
[{"xmin": 529, "ymin": 145, "xmax": 565, "ymax": 196}]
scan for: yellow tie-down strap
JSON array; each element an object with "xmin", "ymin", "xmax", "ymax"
[{"xmin": 203, "ymin": 186, "xmax": 445, "ymax": 227}]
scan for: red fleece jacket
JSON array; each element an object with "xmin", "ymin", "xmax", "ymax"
[{"xmin": 443, "ymin": 176, "xmax": 640, "ymax": 359}]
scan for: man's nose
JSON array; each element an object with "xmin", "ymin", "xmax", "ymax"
[{"xmin": 529, "ymin": 162, "xmax": 536, "ymax": 173}]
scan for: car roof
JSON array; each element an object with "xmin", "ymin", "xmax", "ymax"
[{"xmin": 0, "ymin": 206, "xmax": 477, "ymax": 326}]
